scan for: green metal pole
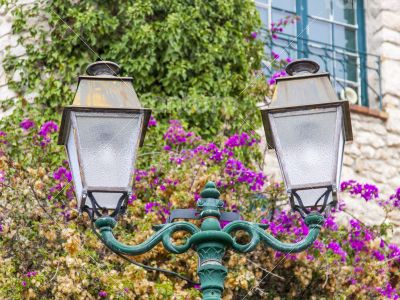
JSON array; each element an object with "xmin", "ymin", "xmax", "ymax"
[{"xmin": 190, "ymin": 182, "xmax": 231, "ymax": 300}]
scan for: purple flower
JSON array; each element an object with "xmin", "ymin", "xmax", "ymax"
[
  {"xmin": 286, "ymin": 57, "xmax": 292, "ymax": 63},
  {"xmin": 272, "ymin": 50, "xmax": 280, "ymax": 60},
  {"xmin": 225, "ymin": 132, "xmax": 258, "ymax": 148},
  {"xmin": 268, "ymin": 69, "xmax": 287, "ymax": 85},
  {"xmin": 324, "ymin": 216, "xmax": 338, "ymax": 231},
  {"xmin": 53, "ymin": 167, "xmax": 72, "ymax": 182},
  {"xmin": 39, "ymin": 121, "xmax": 58, "ymax": 137},
  {"xmin": 22, "ymin": 281, "xmax": 27, "ymax": 287},
  {"xmin": 0, "ymin": 131, "xmax": 7, "ymax": 144},
  {"xmin": 377, "ymin": 283, "xmax": 398, "ymax": 299},
  {"xmin": 340, "ymin": 180, "xmax": 379, "ymax": 201},
  {"xmin": 128, "ymin": 194, "xmax": 137, "ymax": 205},
  {"xmin": 163, "ymin": 120, "xmax": 199, "ymax": 146},
  {"xmin": 250, "ymin": 32, "xmax": 258, "ymax": 39},
  {"xmin": 25, "ymin": 271, "xmax": 37, "ymax": 278},
  {"xmin": 37, "ymin": 121, "xmax": 59, "ymax": 146},
  {"xmin": 145, "ymin": 202, "xmax": 160, "ymax": 213},
  {"xmin": 327, "ymin": 241, "xmax": 347, "ymax": 262},
  {"xmin": 148, "ymin": 115, "xmax": 157, "ymax": 127},
  {"xmin": 20, "ymin": 119, "xmax": 35, "ymax": 131},
  {"xmin": 372, "ymin": 250, "xmax": 385, "ymax": 261},
  {"xmin": 388, "ymin": 243, "xmax": 400, "ymax": 261},
  {"xmin": 98, "ymin": 291, "xmax": 107, "ymax": 298}
]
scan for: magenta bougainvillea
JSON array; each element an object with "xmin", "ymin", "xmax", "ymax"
[{"xmin": 1, "ymin": 112, "xmax": 399, "ymax": 299}]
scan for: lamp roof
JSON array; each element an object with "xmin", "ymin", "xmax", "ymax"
[
  {"xmin": 260, "ymin": 59, "xmax": 353, "ymax": 149},
  {"xmin": 58, "ymin": 61, "xmax": 151, "ymax": 146}
]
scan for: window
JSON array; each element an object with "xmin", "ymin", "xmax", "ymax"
[{"xmin": 256, "ymin": 0, "xmax": 382, "ymax": 109}]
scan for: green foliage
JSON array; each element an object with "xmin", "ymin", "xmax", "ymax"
[{"xmin": 2, "ymin": 0, "xmax": 264, "ymax": 140}]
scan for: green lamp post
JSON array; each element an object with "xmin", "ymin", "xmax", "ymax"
[{"xmin": 59, "ymin": 60, "xmax": 352, "ymax": 300}]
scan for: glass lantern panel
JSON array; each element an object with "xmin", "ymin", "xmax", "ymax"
[
  {"xmin": 74, "ymin": 111, "xmax": 143, "ymax": 208},
  {"xmin": 270, "ymin": 107, "xmax": 338, "ymax": 189},
  {"xmin": 336, "ymin": 123, "xmax": 345, "ymax": 188},
  {"xmin": 89, "ymin": 192, "xmax": 126, "ymax": 209},
  {"xmin": 66, "ymin": 125, "xmax": 83, "ymax": 208},
  {"xmin": 294, "ymin": 188, "xmax": 333, "ymax": 208}
]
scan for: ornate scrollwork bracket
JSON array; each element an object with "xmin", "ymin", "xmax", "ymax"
[{"xmin": 94, "ymin": 182, "xmax": 324, "ymax": 300}]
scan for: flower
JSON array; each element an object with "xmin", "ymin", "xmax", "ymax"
[
  {"xmin": 163, "ymin": 120, "xmax": 199, "ymax": 145},
  {"xmin": 225, "ymin": 132, "xmax": 258, "ymax": 148},
  {"xmin": 271, "ymin": 50, "xmax": 280, "ymax": 60},
  {"xmin": 148, "ymin": 115, "xmax": 157, "ymax": 127},
  {"xmin": 372, "ymin": 250, "xmax": 385, "ymax": 261},
  {"xmin": 377, "ymin": 283, "xmax": 398, "ymax": 299},
  {"xmin": 98, "ymin": 291, "xmax": 107, "ymax": 297},
  {"xmin": 145, "ymin": 202, "xmax": 160, "ymax": 213},
  {"xmin": 53, "ymin": 167, "xmax": 72, "ymax": 182},
  {"xmin": 267, "ymin": 69, "xmax": 287, "ymax": 85},
  {"xmin": 250, "ymin": 31, "xmax": 257, "ymax": 39},
  {"xmin": 39, "ymin": 121, "xmax": 58, "ymax": 137},
  {"xmin": 37, "ymin": 121, "xmax": 59, "ymax": 146},
  {"xmin": 0, "ymin": 131, "xmax": 7, "ymax": 144},
  {"xmin": 327, "ymin": 241, "xmax": 347, "ymax": 262},
  {"xmin": 340, "ymin": 180, "xmax": 379, "ymax": 201},
  {"xmin": 20, "ymin": 119, "xmax": 35, "ymax": 131}
]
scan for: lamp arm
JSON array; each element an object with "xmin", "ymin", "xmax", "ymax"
[
  {"xmin": 222, "ymin": 213, "xmax": 324, "ymax": 253},
  {"xmin": 95, "ymin": 217, "xmax": 200, "ymax": 255}
]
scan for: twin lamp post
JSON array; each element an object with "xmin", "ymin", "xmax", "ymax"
[{"xmin": 57, "ymin": 59, "xmax": 352, "ymax": 299}]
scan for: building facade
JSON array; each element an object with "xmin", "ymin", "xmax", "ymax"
[
  {"xmin": 1, "ymin": 1, "xmax": 399, "ymax": 238},
  {"xmin": 257, "ymin": 0, "xmax": 400, "ymax": 240}
]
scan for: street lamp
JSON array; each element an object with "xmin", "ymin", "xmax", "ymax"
[
  {"xmin": 58, "ymin": 61, "xmax": 151, "ymax": 217},
  {"xmin": 60, "ymin": 60, "xmax": 350, "ymax": 300},
  {"xmin": 260, "ymin": 59, "xmax": 353, "ymax": 218}
]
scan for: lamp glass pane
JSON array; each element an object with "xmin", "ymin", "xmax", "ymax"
[
  {"xmin": 294, "ymin": 188, "xmax": 333, "ymax": 208},
  {"xmin": 73, "ymin": 111, "xmax": 143, "ymax": 208},
  {"xmin": 66, "ymin": 125, "xmax": 83, "ymax": 208},
  {"xmin": 270, "ymin": 107, "xmax": 338, "ymax": 189},
  {"xmin": 336, "ymin": 125, "xmax": 345, "ymax": 188},
  {"xmin": 89, "ymin": 192, "xmax": 125, "ymax": 209}
]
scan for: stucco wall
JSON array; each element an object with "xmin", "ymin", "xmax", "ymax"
[{"xmin": 0, "ymin": 4, "xmax": 19, "ymax": 117}]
